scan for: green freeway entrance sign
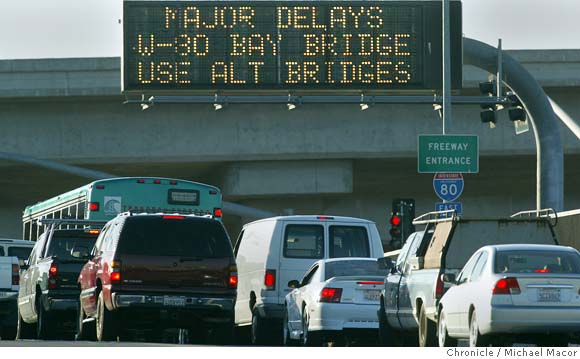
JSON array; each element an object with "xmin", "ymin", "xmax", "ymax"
[{"xmin": 418, "ymin": 135, "xmax": 479, "ymax": 173}]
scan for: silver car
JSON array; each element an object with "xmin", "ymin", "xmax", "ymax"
[{"xmin": 437, "ymin": 244, "xmax": 580, "ymax": 347}]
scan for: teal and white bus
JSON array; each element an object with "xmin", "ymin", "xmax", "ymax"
[{"xmin": 22, "ymin": 177, "xmax": 222, "ymax": 241}]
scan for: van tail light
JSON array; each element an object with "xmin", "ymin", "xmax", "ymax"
[
  {"xmin": 264, "ymin": 269, "xmax": 276, "ymax": 290},
  {"xmin": 48, "ymin": 263, "xmax": 58, "ymax": 289},
  {"xmin": 319, "ymin": 287, "xmax": 342, "ymax": 303},
  {"xmin": 213, "ymin": 208, "xmax": 223, "ymax": 218},
  {"xmin": 12, "ymin": 264, "xmax": 19, "ymax": 286},
  {"xmin": 493, "ymin": 277, "xmax": 521, "ymax": 295},
  {"xmin": 435, "ymin": 273, "xmax": 445, "ymax": 299},
  {"xmin": 110, "ymin": 261, "xmax": 122, "ymax": 284}
]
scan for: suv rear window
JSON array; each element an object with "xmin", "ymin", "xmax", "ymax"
[
  {"xmin": 46, "ymin": 232, "xmax": 98, "ymax": 261},
  {"xmin": 284, "ymin": 225, "xmax": 324, "ymax": 259},
  {"xmin": 329, "ymin": 225, "xmax": 370, "ymax": 258},
  {"xmin": 118, "ymin": 217, "xmax": 232, "ymax": 258},
  {"xmin": 495, "ymin": 250, "xmax": 580, "ymax": 274},
  {"xmin": 8, "ymin": 247, "xmax": 32, "ymax": 261}
]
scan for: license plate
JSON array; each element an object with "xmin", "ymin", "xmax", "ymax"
[
  {"xmin": 537, "ymin": 288, "xmax": 561, "ymax": 302},
  {"xmin": 163, "ymin": 296, "xmax": 186, "ymax": 307},
  {"xmin": 364, "ymin": 290, "xmax": 381, "ymax": 301}
]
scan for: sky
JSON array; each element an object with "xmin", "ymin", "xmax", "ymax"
[{"xmin": 0, "ymin": 0, "xmax": 579, "ymax": 60}]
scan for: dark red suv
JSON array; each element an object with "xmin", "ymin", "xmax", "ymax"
[{"xmin": 76, "ymin": 213, "xmax": 237, "ymax": 343}]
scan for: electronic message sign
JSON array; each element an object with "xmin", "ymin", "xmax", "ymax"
[{"xmin": 123, "ymin": 1, "xmax": 462, "ymax": 92}]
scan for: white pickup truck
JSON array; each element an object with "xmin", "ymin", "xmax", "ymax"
[
  {"xmin": 0, "ymin": 256, "xmax": 20, "ymax": 340},
  {"xmin": 378, "ymin": 211, "xmax": 560, "ymax": 346}
]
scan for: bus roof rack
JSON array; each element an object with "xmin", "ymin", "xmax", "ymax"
[
  {"xmin": 511, "ymin": 208, "xmax": 557, "ymax": 226},
  {"xmin": 412, "ymin": 209, "xmax": 458, "ymax": 225},
  {"xmin": 36, "ymin": 218, "xmax": 108, "ymax": 227}
]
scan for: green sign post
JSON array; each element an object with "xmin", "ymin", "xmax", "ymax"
[{"xmin": 418, "ymin": 135, "xmax": 479, "ymax": 173}]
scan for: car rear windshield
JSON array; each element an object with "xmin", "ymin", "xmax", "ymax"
[
  {"xmin": 46, "ymin": 233, "xmax": 98, "ymax": 261},
  {"xmin": 118, "ymin": 217, "xmax": 232, "ymax": 258},
  {"xmin": 495, "ymin": 250, "xmax": 580, "ymax": 274},
  {"xmin": 329, "ymin": 225, "xmax": 370, "ymax": 258},
  {"xmin": 325, "ymin": 260, "xmax": 388, "ymax": 280},
  {"xmin": 8, "ymin": 246, "xmax": 32, "ymax": 261}
]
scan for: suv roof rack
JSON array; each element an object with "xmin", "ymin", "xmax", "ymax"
[
  {"xmin": 511, "ymin": 208, "xmax": 557, "ymax": 226},
  {"xmin": 412, "ymin": 209, "xmax": 458, "ymax": 225},
  {"xmin": 36, "ymin": 218, "xmax": 108, "ymax": 227},
  {"xmin": 117, "ymin": 211, "xmax": 214, "ymax": 219}
]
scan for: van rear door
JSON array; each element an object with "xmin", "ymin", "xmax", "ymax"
[{"xmin": 278, "ymin": 223, "xmax": 325, "ymax": 302}]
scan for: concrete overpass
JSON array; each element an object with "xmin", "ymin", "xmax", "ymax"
[{"xmin": 0, "ymin": 49, "xmax": 579, "ymax": 243}]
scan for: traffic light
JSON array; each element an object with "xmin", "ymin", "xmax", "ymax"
[
  {"xmin": 389, "ymin": 198, "xmax": 416, "ymax": 249},
  {"xmin": 479, "ymin": 81, "xmax": 497, "ymax": 127},
  {"xmin": 507, "ymin": 91, "xmax": 527, "ymax": 122}
]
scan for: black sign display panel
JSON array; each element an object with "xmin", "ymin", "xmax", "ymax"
[{"xmin": 123, "ymin": 1, "xmax": 462, "ymax": 92}]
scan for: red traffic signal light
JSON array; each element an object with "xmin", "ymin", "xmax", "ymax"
[{"xmin": 390, "ymin": 215, "xmax": 401, "ymax": 226}]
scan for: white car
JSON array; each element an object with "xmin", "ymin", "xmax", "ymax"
[
  {"xmin": 283, "ymin": 257, "xmax": 390, "ymax": 346},
  {"xmin": 438, "ymin": 244, "xmax": 580, "ymax": 347}
]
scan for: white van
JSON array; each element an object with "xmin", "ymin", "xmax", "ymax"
[{"xmin": 233, "ymin": 215, "xmax": 384, "ymax": 344}]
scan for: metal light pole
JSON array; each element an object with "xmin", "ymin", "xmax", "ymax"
[{"xmin": 442, "ymin": 0, "xmax": 452, "ymax": 134}]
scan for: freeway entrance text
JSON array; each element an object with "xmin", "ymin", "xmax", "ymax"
[{"xmin": 417, "ymin": 135, "xmax": 479, "ymax": 173}]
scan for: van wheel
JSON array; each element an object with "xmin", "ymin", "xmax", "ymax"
[
  {"xmin": 96, "ymin": 292, "xmax": 117, "ymax": 342},
  {"xmin": 283, "ymin": 307, "xmax": 299, "ymax": 346},
  {"xmin": 16, "ymin": 308, "xmax": 35, "ymax": 340},
  {"xmin": 251, "ymin": 309, "xmax": 270, "ymax": 345},
  {"xmin": 418, "ymin": 305, "xmax": 437, "ymax": 347}
]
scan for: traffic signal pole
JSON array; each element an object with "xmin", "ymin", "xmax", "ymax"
[{"xmin": 442, "ymin": 0, "xmax": 452, "ymax": 135}]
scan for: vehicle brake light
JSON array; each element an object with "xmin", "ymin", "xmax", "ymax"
[
  {"xmin": 154, "ymin": 179, "xmax": 161, "ymax": 184},
  {"xmin": 12, "ymin": 264, "xmax": 19, "ymax": 286},
  {"xmin": 137, "ymin": 179, "xmax": 145, "ymax": 183},
  {"xmin": 209, "ymin": 189, "xmax": 218, "ymax": 195},
  {"xmin": 535, "ymin": 269, "xmax": 550, "ymax": 273},
  {"xmin": 229, "ymin": 273, "xmax": 238, "ymax": 289},
  {"xmin": 170, "ymin": 180, "xmax": 177, "ymax": 185},
  {"xmin": 110, "ymin": 261, "xmax": 121, "ymax": 284},
  {"xmin": 435, "ymin": 273, "xmax": 444, "ymax": 299},
  {"xmin": 89, "ymin": 202, "xmax": 99, "ymax": 211},
  {"xmin": 48, "ymin": 263, "xmax": 58, "ymax": 289},
  {"xmin": 163, "ymin": 215, "xmax": 185, "ymax": 219},
  {"xmin": 96, "ymin": 184, "xmax": 105, "ymax": 189},
  {"xmin": 265, "ymin": 269, "xmax": 276, "ymax": 290},
  {"xmin": 357, "ymin": 281, "xmax": 383, "ymax": 285},
  {"xmin": 317, "ymin": 216, "xmax": 334, "ymax": 220},
  {"xmin": 213, "ymin": 208, "xmax": 222, "ymax": 218},
  {"xmin": 493, "ymin": 277, "xmax": 521, "ymax": 295},
  {"xmin": 320, "ymin": 287, "xmax": 342, "ymax": 303}
]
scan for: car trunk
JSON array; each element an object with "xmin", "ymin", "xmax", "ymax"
[
  {"xmin": 508, "ymin": 274, "xmax": 580, "ymax": 307},
  {"xmin": 326, "ymin": 276, "xmax": 384, "ymax": 305}
]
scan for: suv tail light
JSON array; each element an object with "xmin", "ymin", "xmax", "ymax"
[
  {"xmin": 435, "ymin": 273, "xmax": 444, "ymax": 299},
  {"xmin": 319, "ymin": 287, "xmax": 342, "ymax": 303},
  {"xmin": 110, "ymin": 261, "xmax": 122, "ymax": 284},
  {"xmin": 229, "ymin": 265, "xmax": 238, "ymax": 289},
  {"xmin": 48, "ymin": 263, "xmax": 58, "ymax": 289},
  {"xmin": 264, "ymin": 269, "xmax": 276, "ymax": 290},
  {"xmin": 12, "ymin": 264, "xmax": 19, "ymax": 286},
  {"xmin": 493, "ymin": 277, "xmax": 521, "ymax": 295}
]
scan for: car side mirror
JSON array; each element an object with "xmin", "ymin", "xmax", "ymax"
[
  {"xmin": 288, "ymin": 280, "xmax": 301, "ymax": 289},
  {"xmin": 441, "ymin": 273, "xmax": 456, "ymax": 284},
  {"xmin": 377, "ymin": 257, "xmax": 394, "ymax": 270}
]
